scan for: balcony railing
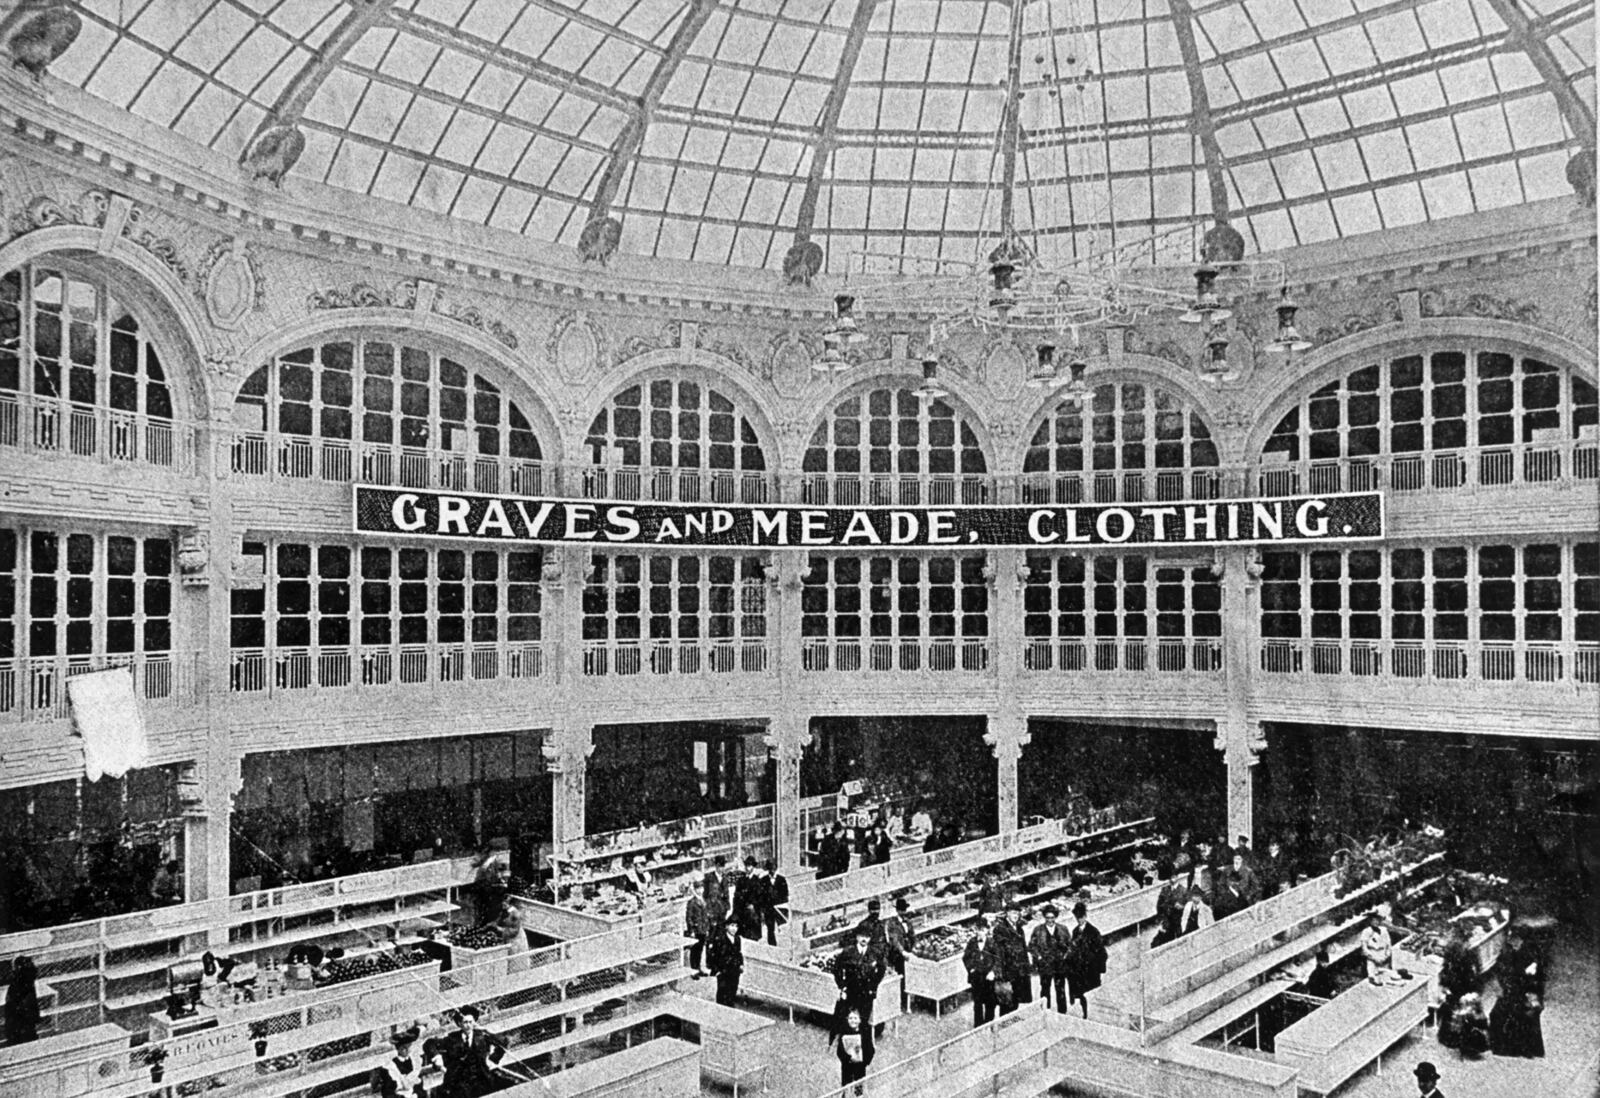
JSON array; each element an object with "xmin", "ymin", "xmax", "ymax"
[
  {"xmin": 1018, "ymin": 468, "xmax": 1225, "ymax": 506},
  {"xmin": 579, "ymin": 637, "xmax": 770, "ymax": 677},
  {"xmin": 800, "ymin": 636, "xmax": 991, "ymax": 673},
  {"xmin": 227, "ymin": 430, "xmax": 548, "ymax": 495},
  {"xmin": 1256, "ymin": 437, "xmax": 1599, "ymax": 498},
  {"xmin": 0, "ymin": 392, "xmax": 192, "ymax": 472},
  {"xmin": 1259, "ymin": 638, "xmax": 1599, "ymax": 685},
  {"xmin": 1021, "ymin": 637, "xmax": 1224, "ymax": 674},
  {"xmin": 228, "ymin": 641, "xmax": 549, "ymax": 694},
  {"xmin": 801, "ymin": 473, "xmax": 991, "ymax": 506},
  {"xmin": 0, "ymin": 651, "xmax": 200, "ymax": 722},
  {"xmin": 580, "ymin": 466, "xmax": 771, "ymax": 504}
]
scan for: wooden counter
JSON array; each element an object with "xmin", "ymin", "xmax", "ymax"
[
  {"xmin": 1274, "ymin": 973, "xmax": 1431, "ymax": 1094},
  {"xmin": 500, "ymin": 1037, "xmax": 700, "ymax": 1098}
]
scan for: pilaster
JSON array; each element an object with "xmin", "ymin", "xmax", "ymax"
[
  {"xmin": 1216, "ymin": 546, "xmax": 1264, "ymax": 844},
  {"xmin": 544, "ymin": 727, "xmax": 595, "ymax": 850},
  {"xmin": 543, "ymin": 545, "xmax": 592, "ymax": 844},
  {"xmin": 765, "ymin": 552, "xmax": 811, "ymax": 868},
  {"xmin": 984, "ymin": 711, "xmax": 1030, "ymax": 833}
]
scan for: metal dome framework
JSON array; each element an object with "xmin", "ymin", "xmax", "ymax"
[{"xmin": 29, "ymin": 0, "xmax": 1596, "ymax": 272}]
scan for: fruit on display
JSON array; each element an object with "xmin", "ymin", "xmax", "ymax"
[
  {"xmin": 446, "ymin": 926, "xmax": 506, "ymax": 950},
  {"xmin": 313, "ymin": 947, "xmax": 432, "ymax": 986},
  {"xmin": 909, "ymin": 924, "xmax": 980, "ymax": 962}
]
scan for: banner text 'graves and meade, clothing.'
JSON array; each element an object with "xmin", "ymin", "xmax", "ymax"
[{"xmin": 354, "ymin": 486, "xmax": 1384, "ymax": 549}]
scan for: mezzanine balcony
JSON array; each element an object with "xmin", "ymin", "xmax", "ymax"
[
  {"xmin": 1259, "ymin": 637, "xmax": 1599, "ymax": 686},
  {"xmin": 226, "ymin": 641, "xmax": 550, "ymax": 695},
  {"xmin": 0, "ymin": 392, "xmax": 196, "ymax": 472},
  {"xmin": 0, "ymin": 650, "xmax": 201, "ymax": 723}
]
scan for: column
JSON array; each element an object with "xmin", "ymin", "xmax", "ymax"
[
  {"xmin": 543, "ymin": 544, "xmax": 591, "ymax": 848},
  {"xmin": 984, "ymin": 549, "xmax": 1030, "ymax": 832},
  {"xmin": 984, "ymin": 711, "xmax": 1030, "ymax": 833},
  {"xmin": 765, "ymin": 551, "xmax": 810, "ymax": 868},
  {"xmin": 1216, "ymin": 547, "xmax": 1263, "ymax": 846},
  {"xmin": 764, "ymin": 712, "xmax": 811, "ymax": 871}
]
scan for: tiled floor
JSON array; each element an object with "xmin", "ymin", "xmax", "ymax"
[{"xmin": 683, "ymin": 921, "xmax": 1598, "ymax": 1098}]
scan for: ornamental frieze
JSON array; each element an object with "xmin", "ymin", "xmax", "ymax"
[
  {"xmin": 1309, "ymin": 295, "xmax": 1403, "ymax": 347},
  {"xmin": 5, "ymin": 187, "xmax": 190, "ymax": 286},
  {"xmin": 1418, "ymin": 289, "xmax": 1540, "ymax": 324},
  {"xmin": 306, "ymin": 278, "xmax": 519, "ymax": 350}
]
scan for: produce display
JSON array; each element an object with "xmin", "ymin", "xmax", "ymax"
[
  {"xmin": 1392, "ymin": 870, "xmax": 1512, "ymax": 958},
  {"xmin": 909, "ymin": 923, "xmax": 981, "ymax": 962},
  {"xmin": 314, "ymin": 946, "xmax": 432, "ymax": 986},
  {"xmin": 1332, "ymin": 824, "xmax": 1447, "ymax": 897},
  {"xmin": 445, "ymin": 925, "xmax": 506, "ymax": 950}
]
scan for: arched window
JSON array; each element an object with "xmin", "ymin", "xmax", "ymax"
[
  {"xmin": 1260, "ymin": 349, "xmax": 1598, "ymax": 494},
  {"xmin": 0, "ymin": 263, "xmax": 177, "ymax": 466},
  {"xmin": 584, "ymin": 378, "xmax": 768, "ymax": 503},
  {"xmin": 233, "ymin": 339, "xmax": 544, "ymax": 493},
  {"xmin": 1022, "ymin": 382, "xmax": 1219, "ymax": 504},
  {"xmin": 803, "ymin": 387, "xmax": 989, "ymax": 504}
]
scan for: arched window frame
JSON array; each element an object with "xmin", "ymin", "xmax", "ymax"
[
  {"xmin": 802, "ymin": 385, "xmax": 991, "ymax": 505},
  {"xmin": 1021, "ymin": 380, "xmax": 1221, "ymax": 504},
  {"xmin": 1, "ymin": 260, "xmax": 181, "ymax": 468},
  {"xmin": 583, "ymin": 375, "xmax": 770, "ymax": 504},
  {"xmin": 231, "ymin": 335, "xmax": 546, "ymax": 494},
  {"xmin": 1256, "ymin": 342, "xmax": 1599, "ymax": 495}
]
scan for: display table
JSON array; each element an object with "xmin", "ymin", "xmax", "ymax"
[
  {"xmin": 903, "ymin": 878, "xmax": 1166, "ymax": 1014},
  {"xmin": 1274, "ymin": 973, "xmax": 1431, "ymax": 1094},
  {"xmin": 0, "ymin": 1021, "xmax": 132, "ymax": 1098},
  {"xmin": 741, "ymin": 942, "xmax": 903, "ymax": 1025},
  {"xmin": 500, "ymin": 1037, "xmax": 700, "ymax": 1098},
  {"xmin": 661, "ymin": 992, "xmax": 775, "ymax": 1097},
  {"xmin": 512, "ymin": 895, "xmax": 688, "ymax": 942}
]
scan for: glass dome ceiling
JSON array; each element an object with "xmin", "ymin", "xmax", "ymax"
[{"xmin": 46, "ymin": 0, "xmax": 1595, "ymax": 273}]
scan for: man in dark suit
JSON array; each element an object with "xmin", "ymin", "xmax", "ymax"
[
  {"xmin": 737, "ymin": 858, "xmax": 768, "ymax": 940},
  {"xmin": 1028, "ymin": 904, "xmax": 1070, "ymax": 1012},
  {"xmin": 990, "ymin": 906, "xmax": 1032, "ymax": 1013},
  {"xmin": 963, "ymin": 921, "xmax": 998, "ymax": 1028},
  {"xmin": 703, "ymin": 857, "xmax": 730, "ymax": 926},
  {"xmin": 817, "ymin": 823, "xmax": 849, "ymax": 879},
  {"xmin": 1412, "ymin": 1060, "xmax": 1445, "ymax": 1097},
  {"xmin": 707, "ymin": 920, "xmax": 744, "ymax": 1006},
  {"xmin": 1064, "ymin": 901, "xmax": 1107, "ymax": 1019},
  {"xmin": 437, "ymin": 1006, "xmax": 507, "ymax": 1098},
  {"xmin": 763, "ymin": 860, "xmax": 789, "ymax": 945},
  {"xmin": 834, "ymin": 928, "xmax": 886, "ymax": 1025}
]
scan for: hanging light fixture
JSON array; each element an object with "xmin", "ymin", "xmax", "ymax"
[
  {"xmin": 1264, "ymin": 286, "xmax": 1312, "ymax": 356},
  {"xmin": 1053, "ymin": 349, "xmax": 1090, "ymax": 399},
  {"xmin": 1181, "ymin": 264, "xmax": 1232, "ymax": 325},
  {"xmin": 989, "ymin": 259, "xmax": 1018, "ymax": 322},
  {"xmin": 1026, "ymin": 343, "xmax": 1058, "ymax": 388},
  {"xmin": 814, "ymin": 335, "xmax": 844, "ymax": 372},
  {"xmin": 1199, "ymin": 325, "xmax": 1238, "ymax": 385},
  {"xmin": 824, "ymin": 294, "xmax": 867, "ymax": 345},
  {"xmin": 914, "ymin": 355, "xmax": 949, "ymax": 401}
]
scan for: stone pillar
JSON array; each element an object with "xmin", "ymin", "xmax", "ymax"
[
  {"xmin": 543, "ymin": 545, "xmax": 591, "ymax": 847},
  {"xmin": 1216, "ymin": 547, "xmax": 1264, "ymax": 847},
  {"xmin": 545, "ymin": 726, "xmax": 594, "ymax": 851},
  {"xmin": 983, "ymin": 549, "xmax": 1030, "ymax": 832},
  {"xmin": 984, "ymin": 712, "xmax": 1030, "ymax": 833},
  {"xmin": 764, "ymin": 713, "xmax": 811, "ymax": 871},
  {"xmin": 765, "ymin": 552, "xmax": 810, "ymax": 867}
]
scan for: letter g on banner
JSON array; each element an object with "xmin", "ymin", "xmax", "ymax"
[{"xmin": 392, "ymin": 493, "xmax": 425, "ymax": 532}]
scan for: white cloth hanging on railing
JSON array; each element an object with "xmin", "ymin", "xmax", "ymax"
[{"xmin": 67, "ymin": 666, "xmax": 149, "ymax": 781}]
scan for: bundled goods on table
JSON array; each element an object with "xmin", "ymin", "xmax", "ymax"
[
  {"xmin": 445, "ymin": 924, "xmax": 508, "ymax": 950},
  {"xmin": 314, "ymin": 946, "xmax": 433, "ymax": 986},
  {"xmin": 910, "ymin": 924, "xmax": 981, "ymax": 962},
  {"xmin": 554, "ymin": 843, "xmax": 704, "ymax": 885}
]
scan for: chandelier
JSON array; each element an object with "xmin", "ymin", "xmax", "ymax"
[{"xmin": 816, "ymin": 0, "xmax": 1311, "ymax": 389}]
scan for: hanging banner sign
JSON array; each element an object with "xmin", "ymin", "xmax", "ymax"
[{"xmin": 354, "ymin": 485, "xmax": 1383, "ymax": 549}]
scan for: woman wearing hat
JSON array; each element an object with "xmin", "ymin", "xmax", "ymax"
[
  {"xmin": 373, "ymin": 1028, "xmax": 431, "ymax": 1098},
  {"xmin": 438, "ymin": 1006, "xmax": 508, "ymax": 1098}
]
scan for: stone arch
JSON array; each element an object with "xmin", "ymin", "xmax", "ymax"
[{"xmin": 0, "ymin": 226, "xmax": 214, "ymax": 424}]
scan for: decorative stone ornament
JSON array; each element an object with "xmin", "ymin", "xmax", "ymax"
[
  {"xmin": 1201, "ymin": 221, "xmax": 1247, "ymax": 264},
  {"xmin": 198, "ymin": 237, "xmax": 263, "ymax": 330},
  {"xmin": 242, "ymin": 122, "xmax": 306, "ymax": 187},
  {"xmin": 7, "ymin": 5, "xmax": 82, "ymax": 81},
  {"xmin": 782, "ymin": 241, "xmax": 824, "ymax": 287},
  {"xmin": 548, "ymin": 311, "xmax": 603, "ymax": 383},
  {"xmin": 1567, "ymin": 149, "xmax": 1595, "ymax": 209},
  {"xmin": 768, "ymin": 330, "xmax": 816, "ymax": 398},
  {"xmin": 177, "ymin": 530, "xmax": 210, "ymax": 587},
  {"xmin": 578, "ymin": 216, "xmax": 623, "ymax": 263}
]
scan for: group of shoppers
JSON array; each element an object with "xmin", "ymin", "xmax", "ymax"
[
  {"xmin": 1151, "ymin": 832, "xmax": 1291, "ymax": 946},
  {"xmin": 1436, "ymin": 923, "xmax": 1547, "ymax": 1060},
  {"xmin": 685, "ymin": 856, "xmax": 790, "ymax": 1006},
  {"xmin": 961, "ymin": 901, "xmax": 1107, "ymax": 1026}
]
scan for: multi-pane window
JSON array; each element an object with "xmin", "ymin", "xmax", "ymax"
[
  {"xmin": 581, "ymin": 553, "xmax": 767, "ymax": 674},
  {"xmin": 1263, "ymin": 349, "xmax": 1599, "ymax": 491},
  {"xmin": 0, "ymin": 264, "xmax": 176, "ymax": 464},
  {"xmin": 229, "ymin": 540, "xmax": 543, "ymax": 691},
  {"xmin": 0, "ymin": 527, "xmax": 174, "ymax": 715},
  {"xmin": 233, "ymin": 340, "xmax": 542, "ymax": 490},
  {"xmin": 585, "ymin": 379, "xmax": 768, "ymax": 502},
  {"xmin": 1259, "ymin": 542, "xmax": 1599, "ymax": 682},
  {"xmin": 0, "ymin": 528, "xmax": 172, "ymax": 661},
  {"xmin": 1023, "ymin": 553, "xmax": 1221, "ymax": 671},
  {"xmin": 800, "ymin": 554, "xmax": 988, "ymax": 670},
  {"xmin": 803, "ymin": 387, "xmax": 988, "ymax": 503},
  {"xmin": 1022, "ymin": 383, "xmax": 1220, "ymax": 502}
]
